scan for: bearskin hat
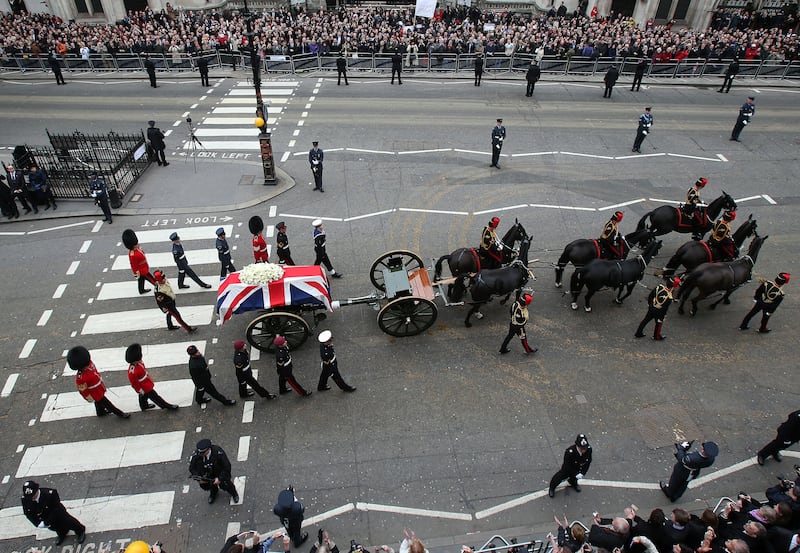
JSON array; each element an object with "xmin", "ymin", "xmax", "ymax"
[
  {"xmin": 249, "ymin": 215, "xmax": 264, "ymax": 235},
  {"xmin": 125, "ymin": 343, "xmax": 143, "ymax": 364},
  {"xmin": 122, "ymin": 229, "xmax": 139, "ymax": 250},
  {"xmin": 67, "ymin": 345, "xmax": 91, "ymax": 371}
]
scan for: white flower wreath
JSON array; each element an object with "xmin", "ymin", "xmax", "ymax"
[{"xmin": 238, "ymin": 262, "xmax": 285, "ymax": 285}]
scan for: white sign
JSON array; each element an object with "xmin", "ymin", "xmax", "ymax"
[{"xmin": 415, "ymin": 0, "xmax": 437, "ymax": 19}]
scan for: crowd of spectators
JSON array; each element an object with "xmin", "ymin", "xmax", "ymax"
[{"xmin": 1, "ymin": 3, "xmax": 799, "ymax": 65}]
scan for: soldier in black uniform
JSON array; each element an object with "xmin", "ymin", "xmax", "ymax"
[
  {"xmin": 21, "ymin": 480, "xmax": 86, "ymax": 545},
  {"xmin": 275, "ymin": 222, "xmax": 296, "ymax": 265},
  {"xmin": 631, "ymin": 58, "xmax": 647, "ymax": 91},
  {"xmin": 730, "ymin": 96, "xmax": 755, "ymax": 141},
  {"xmin": 499, "ymin": 293, "xmax": 537, "ymax": 354},
  {"xmin": 548, "ymin": 434, "xmax": 593, "ymax": 498},
  {"xmin": 603, "ymin": 65, "xmax": 619, "ymax": 98},
  {"xmin": 313, "ymin": 219, "xmax": 343, "ymax": 278},
  {"xmin": 632, "ymin": 107, "xmax": 653, "ymax": 153},
  {"xmin": 147, "ymin": 120, "xmax": 168, "ymax": 166},
  {"xmin": 144, "ymin": 55, "xmax": 158, "ymax": 87},
  {"xmin": 187, "ymin": 345, "xmax": 236, "ymax": 406},
  {"xmin": 309, "ymin": 141, "xmax": 324, "ymax": 192},
  {"xmin": 316, "ymin": 330, "xmax": 356, "ymax": 392},
  {"xmin": 599, "ymin": 211, "xmax": 624, "ymax": 259},
  {"xmin": 708, "ymin": 210, "xmax": 737, "ymax": 260},
  {"xmin": 390, "ymin": 51, "xmax": 402, "ymax": 84},
  {"xmin": 491, "ymin": 118, "xmax": 506, "ymax": 168},
  {"xmin": 189, "ymin": 438, "xmax": 239, "ymax": 504},
  {"xmin": 683, "ymin": 177, "xmax": 707, "ymax": 238},
  {"xmin": 660, "ymin": 440, "xmax": 718, "ymax": 502},
  {"xmin": 718, "ymin": 59, "xmax": 739, "ymax": 93},
  {"xmin": 89, "ymin": 172, "xmax": 113, "ymax": 223},
  {"xmin": 273, "ymin": 486, "xmax": 308, "ymax": 547},
  {"xmin": 474, "ymin": 54, "xmax": 484, "ymax": 86},
  {"xmin": 170, "ymin": 232, "xmax": 212, "ymax": 289},
  {"xmin": 336, "ymin": 53, "xmax": 348, "ymax": 85},
  {"xmin": 634, "ymin": 277, "xmax": 680, "ymax": 340},
  {"xmin": 233, "ymin": 339, "xmax": 276, "ymax": 399},
  {"xmin": 740, "ymin": 272, "xmax": 790, "ymax": 333},
  {"xmin": 756, "ymin": 409, "xmax": 800, "ymax": 465},
  {"xmin": 48, "ymin": 52, "xmax": 66, "ymax": 84},
  {"xmin": 526, "ymin": 60, "xmax": 541, "ymax": 96},
  {"xmin": 216, "ymin": 227, "xmax": 236, "ymax": 279},
  {"xmin": 197, "ymin": 51, "xmax": 210, "ymax": 86},
  {"xmin": 274, "ymin": 335, "xmax": 311, "ymax": 397}
]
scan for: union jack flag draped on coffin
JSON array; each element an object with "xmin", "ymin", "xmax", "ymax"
[{"xmin": 217, "ymin": 265, "xmax": 333, "ymax": 324}]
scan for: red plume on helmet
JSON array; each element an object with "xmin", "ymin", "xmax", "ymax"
[
  {"xmin": 524, "ymin": 293, "xmax": 533, "ymax": 305},
  {"xmin": 776, "ymin": 273, "xmax": 791, "ymax": 285},
  {"xmin": 489, "ymin": 217, "xmax": 500, "ymax": 228},
  {"xmin": 153, "ymin": 270, "xmax": 166, "ymax": 282},
  {"xmin": 613, "ymin": 211, "xmax": 624, "ymax": 222},
  {"xmin": 723, "ymin": 210, "xmax": 736, "ymax": 221},
  {"xmin": 670, "ymin": 277, "xmax": 681, "ymax": 288},
  {"xmin": 695, "ymin": 177, "xmax": 708, "ymax": 188}
]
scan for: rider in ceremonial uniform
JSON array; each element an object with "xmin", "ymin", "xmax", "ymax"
[
  {"xmin": 479, "ymin": 217, "xmax": 503, "ymax": 269},
  {"xmin": 274, "ymin": 335, "xmax": 311, "ymax": 397},
  {"xmin": 275, "ymin": 222, "xmax": 295, "ymax": 266},
  {"xmin": 68, "ymin": 345, "xmax": 130, "ymax": 418},
  {"xmin": 684, "ymin": 177, "xmax": 707, "ymax": 239},
  {"xmin": 709, "ymin": 210, "xmax": 737, "ymax": 261},
  {"xmin": 599, "ymin": 211, "xmax": 624, "ymax": 259},
  {"xmin": 499, "ymin": 293, "xmax": 537, "ymax": 355},
  {"xmin": 740, "ymin": 272, "xmax": 790, "ymax": 333},
  {"xmin": 249, "ymin": 216, "xmax": 268, "ymax": 263},
  {"xmin": 635, "ymin": 277, "xmax": 680, "ymax": 341}
]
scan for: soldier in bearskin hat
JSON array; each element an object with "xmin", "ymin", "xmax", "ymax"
[
  {"xmin": 68, "ymin": 345, "xmax": 130, "ymax": 418},
  {"xmin": 126, "ymin": 343, "xmax": 180, "ymax": 411},
  {"xmin": 249, "ymin": 215, "xmax": 268, "ymax": 263},
  {"xmin": 123, "ymin": 229, "xmax": 156, "ymax": 294}
]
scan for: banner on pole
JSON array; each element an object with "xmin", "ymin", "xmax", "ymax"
[{"xmin": 415, "ymin": 0, "xmax": 437, "ymax": 19}]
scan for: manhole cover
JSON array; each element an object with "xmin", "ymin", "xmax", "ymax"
[
  {"xmin": 239, "ymin": 175, "xmax": 256, "ymax": 185},
  {"xmin": 634, "ymin": 404, "xmax": 701, "ymax": 449},
  {"xmin": 129, "ymin": 194, "xmax": 142, "ymax": 202}
]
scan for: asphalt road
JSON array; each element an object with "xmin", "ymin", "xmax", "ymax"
[{"xmin": 0, "ymin": 74, "xmax": 799, "ymax": 553}]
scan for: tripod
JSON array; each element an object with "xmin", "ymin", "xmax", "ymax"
[{"xmin": 185, "ymin": 117, "xmax": 204, "ymax": 173}]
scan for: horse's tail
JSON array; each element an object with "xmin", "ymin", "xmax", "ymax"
[
  {"xmin": 433, "ymin": 254, "xmax": 449, "ymax": 281},
  {"xmin": 557, "ymin": 244, "xmax": 572, "ymax": 269},
  {"xmin": 636, "ymin": 210, "xmax": 654, "ymax": 232},
  {"xmin": 569, "ymin": 267, "xmax": 586, "ymax": 295}
]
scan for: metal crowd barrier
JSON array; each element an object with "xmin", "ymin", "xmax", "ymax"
[{"xmin": 1, "ymin": 52, "xmax": 798, "ymax": 80}]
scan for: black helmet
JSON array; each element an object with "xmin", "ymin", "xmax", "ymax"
[
  {"xmin": 575, "ymin": 434, "xmax": 589, "ymax": 448},
  {"xmin": 122, "ymin": 229, "xmax": 139, "ymax": 250},
  {"xmin": 249, "ymin": 215, "xmax": 264, "ymax": 235},
  {"xmin": 22, "ymin": 480, "xmax": 39, "ymax": 496},
  {"xmin": 125, "ymin": 343, "xmax": 143, "ymax": 364},
  {"xmin": 67, "ymin": 346, "xmax": 91, "ymax": 371}
]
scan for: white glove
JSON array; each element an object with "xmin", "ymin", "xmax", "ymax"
[
  {"xmin": 680, "ymin": 441, "xmax": 690, "ymax": 449},
  {"xmin": 576, "ymin": 473, "xmax": 584, "ymax": 480},
  {"xmin": 742, "ymin": 120, "xmax": 748, "ymax": 125},
  {"xmin": 642, "ymin": 130, "xmax": 648, "ymax": 136},
  {"xmin": 38, "ymin": 521, "xmax": 46, "ymax": 528}
]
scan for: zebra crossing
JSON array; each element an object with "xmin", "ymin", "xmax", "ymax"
[
  {"xmin": 183, "ymin": 80, "xmax": 299, "ymax": 152},
  {"xmin": 2, "ymin": 223, "xmax": 261, "ymax": 544}
]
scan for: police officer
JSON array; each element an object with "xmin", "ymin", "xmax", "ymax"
[
  {"xmin": 317, "ymin": 330, "xmax": 356, "ymax": 392},
  {"xmin": 548, "ymin": 434, "xmax": 593, "ymax": 498},
  {"xmin": 632, "ymin": 107, "xmax": 653, "ymax": 153},
  {"xmin": 660, "ymin": 440, "xmax": 719, "ymax": 502},
  {"xmin": 273, "ymin": 486, "xmax": 308, "ymax": 546},
  {"xmin": 631, "ymin": 58, "xmax": 647, "ymax": 91},
  {"xmin": 336, "ymin": 53, "xmax": 348, "ymax": 85},
  {"xmin": 474, "ymin": 54, "xmax": 484, "ymax": 86},
  {"xmin": 709, "ymin": 210, "xmax": 737, "ymax": 261},
  {"xmin": 21, "ymin": 481, "xmax": 86, "ymax": 545},
  {"xmin": 189, "ymin": 438, "xmax": 239, "ymax": 504},
  {"xmin": 526, "ymin": 60, "xmax": 541, "ymax": 97},
  {"xmin": 216, "ymin": 227, "xmax": 236, "ymax": 279},
  {"xmin": 718, "ymin": 58, "xmax": 739, "ymax": 93},
  {"xmin": 313, "ymin": 219, "xmax": 343, "ymax": 278},
  {"xmin": 68, "ymin": 345, "xmax": 130, "ymax": 418},
  {"xmin": 740, "ymin": 272, "xmax": 790, "ymax": 333},
  {"xmin": 756, "ymin": 409, "xmax": 800, "ymax": 465},
  {"xmin": 234, "ymin": 339, "xmax": 277, "ymax": 399},
  {"xmin": 684, "ymin": 177, "xmax": 707, "ymax": 239},
  {"xmin": 390, "ymin": 50, "xmax": 402, "ymax": 84},
  {"xmin": 479, "ymin": 217, "xmax": 503, "ymax": 269},
  {"xmin": 144, "ymin": 55, "xmax": 158, "ymax": 88},
  {"xmin": 730, "ymin": 96, "xmax": 755, "ymax": 142},
  {"xmin": 490, "ymin": 118, "xmax": 506, "ymax": 168},
  {"xmin": 147, "ymin": 120, "xmax": 168, "ymax": 165},
  {"xmin": 197, "ymin": 51, "xmax": 210, "ymax": 86},
  {"xmin": 603, "ymin": 65, "xmax": 619, "ymax": 98},
  {"xmin": 275, "ymin": 222, "xmax": 295, "ymax": 265},
  {"xmin": 170, "ymin": 232, "xmax": 212, "ymax": 289},
  {"xmin": 274, "ymin": 335, "xmax": 311, "ymax": 397},
  {"xmin": 599, "ymin": 211, "xmax": 624, "ymax": 259},
  {"xmin": 187, "ymin": 345, "xmax": 236, "ymax": 407},
  {"xmin": 309, "ymin": 141, "xmax": 324, "ymax": 192},
  {"xmin": 250, "ymin": 215, "xmax": 268, "ymax": 263},
  {"xmin": 89, "ymin": 171, "xmax": 113, "ymax": 223},
  {"xmin": 634, "ymin": 277, "xmax": 680, "ymax": 341},
  {"xmin": 499, "ymin": 293, "xmax": 537, "ymax": 355},
  {"xmin": 126, "ymin": 343, "xmax": 179, "ymax": 411},
  {"xmin": 154, "ymin": 270, "xmax": 197, "ymax": 333}
]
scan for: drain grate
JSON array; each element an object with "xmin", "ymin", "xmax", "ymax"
[
  {"xmin": 634, "ymin": 404, "xmax": 701, "ymax": 449},
  {"xmin": 239, "ymin": 175, "xmax": 256, "ymax": 185}
]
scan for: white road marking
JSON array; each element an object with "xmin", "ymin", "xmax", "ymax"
[
  {"xmin": 251, "ymin": 349, "xmax": 260, "ymax": 361},
  {"xmin": 0, "ymin": 231, "xmax": 25, "ymax": 236},
  {"xmin": 356, "ymin": 502, "xmax": 471, "ymax": 521},
  {"xmin": 667, "ymin": 153, "xmax": 722, "ymax": 162},
  {"xmin": 220, "ymin": 97, "xmax": 288, "ymax": 105},
  {"xmin": 301, "ymin": 111, "xmax": 308, "ymax": 117},
  {"xmin": 238, "ymin": 436, "xmax": 250, "ymax": 461},
  {"xmin": 293, "ymin": 129, "xmax": 300, "ymax": 136},
  {"xmin": 81, "ymin": 305, "xmax": 214, "ymax": 334},
  {"xmin": 475, "ymin": 490, "xmax": 549, "ymax": 519},
  {"xmin": 346, "ymin": 147, "xmax": 393, "ymax": 154},
  {"xmin": 111, "ymin": 249, "xmax": 219, "ymax": 270},
  {"xmin": 269, "ymin": 205, "xmax": 277, "ymax": 218},
  {"xmin": 473, "ymin": 205, "xmax": 528, "ymax": 215},
  {"xmin": 182, "ymin": 140, "xmax": 259, "ymax": 150},
  {"xmin": 79, "ymin": 240, "xmax": 92, "ymax": 253},
  {"xmin": 302, "ymin": 503, "xmax": 357, "ymax": 526},
  {"xmin": 717, "ymin": 154, "xmax": 729, "ymax": 162},
  {"xmin": 1, "ymin": 373, "xmax": 19, "ymax": 397},
  {"xmin": 452, "ymin": 148, "xmax": 487, "ymax": 155},
  {"xmin": 397, "ymin": 148, "xmax": 452, "ymax": 155},
  {"xmin": 28, "ymin": 220, "xmax": 96, "ymax": 235},
  {"xmin": 91, "ymin": 220, "xmax": 104, "ymax": 232},
  {"xmin": 53, "ymin": 284, "xmax": 67, "ymax": 298},
  {"xmin": 66, "ymin": 261, "xmax": 80, "ymax": 275},
  {"xmin": 599, "ymin": 199, "xmax": 647, "ymax": 210},
  {"xmin": 231, "ymin": 476, "xmax": 245, "ymax": 505},
  {"xmin": 242, "ymin": 401, "xmax": 254, "ymax": 423},
  {"xmin": 762, "ymin": 194, "xmax": 777, "ymax": 205},
  {"xmin": 212, "ymin": 106, "xmax": 284, "ymax": 115},
  {"xmin": 560, "ymin": 151, "xmax": 615, "ymax": 160},
  {"xmin": 343, "ymin": 209, "xmax": 396, "ymax": 222},
  {"xmin": 41, "ymin": 380, "xmax": 195, "ymax": 421},
  {"xmin": 61, "ymin": 341, "xmax": 206, "ymax": 375},
  {"xmin": 735, "ymin": 195, "xmax": 764, "ymax": 203},
  {"xmin": 281, "ymin": 152, "xmax": 291, "ymax": 162},
  {"xmin": 134, "ymin": 225, "xmax": 232, "ymax": 244},
  {"xmin": 0, "ymin": 491, "xmax": 175, "ymax": 540},
  {"xmin": 16, "ymin": 431, "xmax": 185, "ymax": 477},
  {"xmin": 288, "ymin": 139, "xmax": 296, "ymax": 147},
  {"xmin": 398, "ymin": 208, "xmax": 469, "ymax": 216},
  {"xmin": 226, "ymin": 522, "xmax": 241, "ymax": 539},
  {"xmin": 297, "ymin": 120, "xmax": 304, "ymax": 127},
  {"xmin": 529, "ymin": 204, "xmax": 596, "ymax": 211},
  {"xmin": 512, "ymin": 151, "xmax": 557, "ymax": 157},
  {"xmin": 280, "ymin": 213, "xmax": 343, "ymax": 222},
  {"xmin": 19, "ymin": 338, "xmax": 36, "ymax": 359},
  {"xmin": 37, "ymin": 310, "xmax": 52, "ymax": 326},
  {"xmin": 228, "ymin": 88, "xmax": 295, "ymax": 95},
  {"xmin": 202, "ymin": 117, "xmax": 276, "ymax": 126},
  {"xmin": 615, "ymin": 153, "xmax": 666, "ymax": 159},
  {"xmin": 649, "ymin": 198, "xmax": 682, "ymax": 205}
]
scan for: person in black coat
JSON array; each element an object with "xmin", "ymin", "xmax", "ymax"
[
  {"xmin": 6, "ymin": 163, "xmax": 36, "ymax": 215},
  {"xmin": 391, "ymin": 51, "xmax": 402, "ymax": 84},
  {"xmin": 187, "ymin": 345, "xmax": 236, "ymax": 406},
  {"xmin": 273, "ymin": 486, "xmax": 308, "ymax": 546},
  {"xmin": 719, "ymin": 59, "xmax": 740, "ymax": 93},
  {"xmin": 147, "ymin": 120, "xmax": 169, "ymax": 166},
  {"xmin": 631, "ymin": 59, "xmax": 648, "ymax": 91},
  {"xmin": 189, "ymin": 438, "xmax": 239, "ymax": 504},
  {"xmin": 526, "ymin": 61, "xmax": 541, "ymax": 96},
  {"xmin": 603, "ymin": 65, "xmax": 619, "ymax": 97},
  {"xmin": 757, "ymin": 408, "xmax": 800, "ymax": 465},
  {"xmin": 198, "ymin": 52, "xmax": 210, "ymax": 86},
  {"xmin": 740, "ymin": 273, "xmax": 789, "ymax": 334},
  {"xmin": 21, "ymin": 481, "xmax": 86, "ymax": 545},
  {"xmin": 660, "ymin": 440, "xmax": 719, "ymax": 502},
  {"xmin": 336, "ymin": 53, "xmax": 348, "ymax": 85},
  {"xmin": 48, "ymin": 52, "xmax": 66, "ymax": 84},
  {"xmin": 233, "ymin": 339, "xmax": 276, "ymax": 399},
  {"xmin": 635, "ymin": 277, "xmax": 680, "ymax": 341},
  {"xmin": 549, "ymin": 434, "xmax": 592, "ymax": 497},
  {"xmin": 88, "ymin": 172, "xmax": 113, "ymax": 222},
  {"xmin": 144, "ymin": 54, "xmax": 158, "ymax": 87},
  {"xmin": 474, "ymin": 54, "xmax": 484, "ymax": 86},
  {"xmin": 316, "ymin": 330, "xmax": 356, "ymax": 392}
]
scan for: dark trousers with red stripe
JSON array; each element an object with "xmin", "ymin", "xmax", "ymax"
[
  {"xmin": 164, "ymin": 305, "xmax": 193, "ymax": 331},
  {"xmin": 138, "ymin": 272, "xmax": 157, "ymax": 293},
  {"xmin": 278, "ymin": 369, "xmax": 309, "ymax": 396},
  {"xmin": 94, "ymin": 396, "xmax": 127, "ymax": 417}
]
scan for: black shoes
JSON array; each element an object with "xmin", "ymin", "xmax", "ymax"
[
  {"xmin": 143, "ymin": 402, "xmax": 156, "ymax": 410},
  {"xmin": 659, "ymin": 481, "xmax": 671, "ymax": 499},
  {"xmin": 756, "ymin": 454, "xmax": 765, "ymax": 466},
  {"xmin": 197, "ymin": 397, "xmax": 212, "ymax": 405},
  {"xmin": 331, "ymin": 272, "xmax": 343, "ymax": 278},
  {"xmin": 265, "ymin": 393, "xmax": 277, "ymax": 399},
  {"xmin": 571, "ymin": 483, "xmax": 581, "ymax": 492},
  {"xmin": 224, "ymin": 399, "xmax": 237, "ymax": 406},
  {"xmin": 774, "ymin": 452, "xmax": 783, "ymax": 461},
  {"xmin": 232, "ymin": 492, "xmax": 240, "ymax": 503},
  {"xmin": 140, "ymin": 288, "xmax": 151, "ymax": 294},
  {"xmin": 499, "ymin": 349, "xmax": 510, "ymax": 354},
  {"xmin": 758, "ymin": 328, "xmax": 771, "ymax": 334},
  {"xmin": 548, "ymin": 488, "xmax": 555, "ymax": 498},
  {"xmin": 208, "ymin": 491, "xmax": 217, "ymax": 504},
  {"xmin": 77, "ymin": 531, "xmax": 86, "ymax": 544},
  {"xmin": 241, "ymin": 391, "xmax": 255, "ymax": 398},
  {"xmin": 634, "ymin": 333, "xmax": 645, "ymax": 338},
  {"xmin": 167, "ymin": 404, "xmax": 180, "ymax": 410},
  {"xmin": 179, "ymin": 285, "xmax": 190, "ymax": 289},
  {"xmin": 119, "ymin": 412, "xmax": 131, "ymax": 419},
  {"xmin": 302, "ymin": 391, "xmax": 313, "ymax": 398},
  {"xmin": 654, "ymin": 336, "xmax": 666, "ymax": 341},
  {"xmin": 343, "ymin": 386, "xmax": 357, "ymax": 393},
  {"xmin": 299, "ymin": 533, "xmax": 309, "ymax": 546},
  {"xmin": 201, "ymin": 283, "xmax": 212, "ymax": 289},
  {"xmin": 188, "ymin": 327, "xmax": 198, "ymax": 333},
  {"xmin": 279, "ymin": 389, "xmax": 291, "ymax": 395},
  {"xmin": 167, "ymin": 325, "xmax": 179, "ymax": 330},
  {"xmin": 318, "ymin": 386, "xmax": 331, "ymax": 391}
]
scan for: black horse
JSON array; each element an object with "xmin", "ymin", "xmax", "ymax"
[
  {"xmin": 434, "ymin": 220, "xmax": 529, "ymax": 281},
  {"xmin": 569, "ymin": 239, "xmax": 663, "ymax": 312},
  {"xmin": 677, "ymin": 234, "xmax": 768, "ymax": 316},
  {"xmin": 554, "ymin": 227, "xmax": 654, "ymax": 288},
  {"xmin": 449, "ymin": 238, "xmax": 532, "ymax": 327},
  {"xmin": 636, "ymin": 191, "xmax": 737, "ymax": 238},
  {"xmin": 662, "ymin": 214, "xmax": 757, "ymax": 278}
]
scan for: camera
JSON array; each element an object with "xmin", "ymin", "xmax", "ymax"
[
  {"xmin": 186, "ymin": 117, "xmax": 192, "ymax": 123},
  {"xmin": 776, "ymin": 475, "xmax": 795, "ymax": 491}
]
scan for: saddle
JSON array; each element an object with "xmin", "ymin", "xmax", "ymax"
[{"xmin": 677, "ymin": 206, "xmax": 707, "ymax": 230}]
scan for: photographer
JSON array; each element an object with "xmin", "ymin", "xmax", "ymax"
[
  {"xmin": 273, "ymin": 486, "xmax": 307, "ymax": 547},
  {"xmin": 311, "ymin": 530, "xmax": 339, "ymax": 553},
  {"xmin": 88, "ymin": 171, "xmax": 113, "ymax": 223},
  {"xmin": 766, "ymin": 476, "xmax": 800, "ymax": 528},
  {"xmin": 659, "ymin": 440, "xmax": 718, "ymax": 502},
  {"xmin": 220, "ymin": 531, "xmax": 285, "ymax": 553}
]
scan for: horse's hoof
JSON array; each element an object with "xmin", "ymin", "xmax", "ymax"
[
  {"xmin": 465, "ymin": 322, "xmax": 472, "ymax": 328},
  {"xmin": 475, "ymin": 312, "xmax": 484, "ymax": 320},
  {"xmin": 690, "ymin": 310, "xmax": 696, "ymax": 317},
  {"xmin": 571, "ymin": 303, "xmax": 578, "ymax": 310},
  {"xmin": 584, "ymin": 306, "xmax": 592, "ymax": 313},
  {"xmin": 555, "ymin": 282, "xmax": 562, "ymax": 288},
  {"xmin": 614, "ymin": 299, "xmax": 623, "ymax": 305},
  {"xmin": 723, "ymin": 299, "xmax": 731, "ymax": 305}
]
